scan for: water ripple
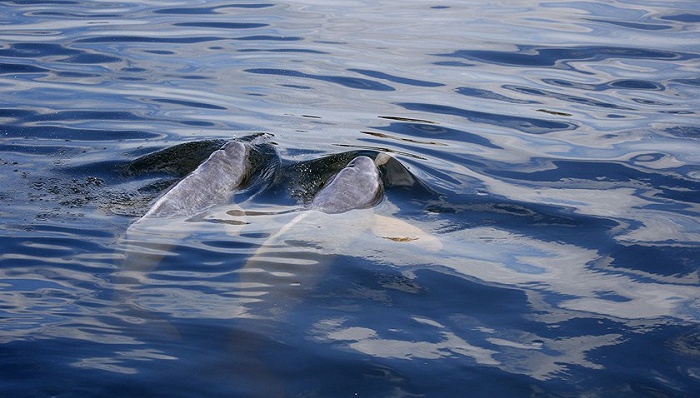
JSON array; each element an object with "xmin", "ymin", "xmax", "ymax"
[
  {"xmin": 398, "ymin": 102, "xmax": 578, "ymax": 134},
  {"xmin": 245, "ymin": 68, "xmax": 396, "ymax": 91},
  {"xmin": 75, "ymin": 35, "xmax": 224, "ymax": 44},
  {"xmin": 153, "ymin": 4, "xmax": 276, "ymax": 15},
  {"xmin": 347, "ymin": 69, "xmax": 444, "ymax": 88},
  {"xmin": 437, "ymin": 45, "xmax": 697, "ymax": 71},
  {"xmin": 173, "ymin": 22, "xmax": 269, "ymax": 30}
]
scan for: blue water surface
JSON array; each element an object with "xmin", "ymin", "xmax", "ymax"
[{"xmin": 1, "ymin": 1, "xmax": 699, "ymax": 397}]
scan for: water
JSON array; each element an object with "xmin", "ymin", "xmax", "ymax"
[{"xmin": 1, "ymin": 0, "xmax": 699, "ymax": 397}]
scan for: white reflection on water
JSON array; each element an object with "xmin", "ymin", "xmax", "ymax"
[
  {"xmin": 72, "ymin": 349, "xmax": 177, "ymax": 375},
  {"xmin": 312, "ymin": 315, "xmax": 624, "ymax": 381},
  {"xmin": 488, "ymin": 183, "xmax": 699, "ymax": 247},
  {"xmin": 312, "ymin": 316, "xmax": 499, "ymax": 365}
]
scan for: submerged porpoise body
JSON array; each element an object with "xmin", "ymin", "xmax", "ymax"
[
  {"xmin": 118, "ymin": 139, "xmax": 440, "ymax": 323},
  {"xmin": 119, "ymin": 139, "xmax": 438, "ymax": 285}
]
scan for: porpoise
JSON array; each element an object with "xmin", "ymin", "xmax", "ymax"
[
  {"xmin": 118, "ymin": 139, "xmax": 440, "ymax": 317},
  {"xmin": 132, "ymin": 141, "xmax": 384, "ymax": 224}
]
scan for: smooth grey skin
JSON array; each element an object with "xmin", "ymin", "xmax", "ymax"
[
  {"xmin": 311, "ymin": 156, "xmax": 383, "ymax": 214},
  {"xmin": 140, "ymin": 140, "xmax": 249, "ymax": 219}
]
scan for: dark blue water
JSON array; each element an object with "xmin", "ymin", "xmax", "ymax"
[{"xmin": 1, "ymin": 1, "xmax": 699, "ymax": 397}]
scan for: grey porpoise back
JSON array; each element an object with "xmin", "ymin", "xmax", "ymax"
[{"xmin": 311, "ymin": 156, "xmax": 383, "ymax": 214}]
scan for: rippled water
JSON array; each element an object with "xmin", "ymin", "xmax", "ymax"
[{"xmin": 1, "ymin": 1, "xmax": 699, "ymax": 397}]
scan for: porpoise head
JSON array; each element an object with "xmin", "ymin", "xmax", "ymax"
[{"xmin": 311, "ymin": 156, "xmax": 383, "ymax": 214}]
